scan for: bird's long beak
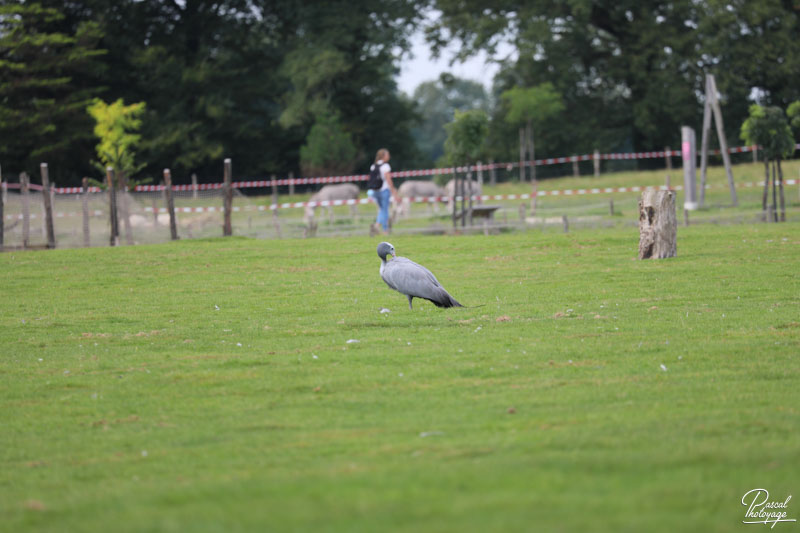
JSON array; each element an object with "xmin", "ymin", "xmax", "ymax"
[{"xmin": 391, "ymin": 251, "xmax": 396, "ymax": 258}]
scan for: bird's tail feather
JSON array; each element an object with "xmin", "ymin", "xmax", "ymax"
[{"xmin": 429, "ymin": 290, "xmax": 464, "ymax": 308}]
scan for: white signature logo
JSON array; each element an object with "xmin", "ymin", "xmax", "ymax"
[{"xmin": 742, "ymin": 488, "xmax": 796, "ymax": 528}]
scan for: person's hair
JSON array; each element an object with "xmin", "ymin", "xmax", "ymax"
[{"xmin": 374, "ymin": 148, "xmax": 389, "ymax": 163}]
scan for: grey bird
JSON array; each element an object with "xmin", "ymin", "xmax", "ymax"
[{"xmin": 377, "ymin": 242, "xmax": 463, "ymax": 310}]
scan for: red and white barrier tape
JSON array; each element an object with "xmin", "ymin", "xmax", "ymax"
[
  {"xmin": 2, "ymin": 144, "xmax": 796, "ymax": 194},
  {"xmin": 4, "ymin": 179, "xmax": 798, "ymax": 220}
]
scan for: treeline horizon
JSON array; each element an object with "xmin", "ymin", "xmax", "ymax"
[{"xmin": 1, "ymin": 0, "xmax": 798, "ymax": 187}]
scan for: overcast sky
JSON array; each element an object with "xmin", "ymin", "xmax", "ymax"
[{"xmin": 395, "ymin": 28, "xmax": 505, "ymax": 96}]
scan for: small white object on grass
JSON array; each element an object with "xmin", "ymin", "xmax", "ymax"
[
  {"xmin": 346, "ymin": 339, "xmax": 360, "ymax": 344},
  {"xmin": 214, "ymin": 305, "xmax": 220, "ymax": 311},
  {"xmin": 660, "ymin": 364, "xmax": 668, "ymax": 371},
  {"xmin": 380, "ymin": 308, "xmax": 391, "ymax": 314}
]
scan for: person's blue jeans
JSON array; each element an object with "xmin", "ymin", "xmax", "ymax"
[{"xmin": 372, "ymin": 188, "xmax": 391, "ymax": 231}]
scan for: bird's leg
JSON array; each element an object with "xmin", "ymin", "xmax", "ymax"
[{"xmin": 407, "ymin": 295, "xmax": 413, "ymax": 310}]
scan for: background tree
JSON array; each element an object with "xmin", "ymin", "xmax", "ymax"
[
  {"xmin": 4, "ymin": 0, "xmax": 427, "ymax": 185},
  {"xmin": 428, "ymin": 0, "xmax": 800, "ymax": 171},
  {"xmin": 443, "ymin": 108, "xmax": 488, "ymax": 226},
  {"xmin": 442, "ymin": 108, "xmax": 488, "ymax": 175},
  {"xmin": 86, "ymin": 98, "xmax": 146, "ymax": 180},
  {"xmin": 740, "ymin": 105, "xmax": 795, "ymax": 221},
  {"xmin": 787, "ymin": 101, "xmax": 800, "ymax": 140},
  {"xmin": 410, "ymin": 74, "xmax": 489, "ymax": 166},
  {"xmin": 501, "ymin": 83, "xmax": 564, "ymax": 183},
  {"xmin": 87, "ymin": 97, "xmax": 146, "ymax": 244},
  {"xmin": 0, "ymin": 1, "xmax": 106, "ymax": 182},
  {"xmin": 299, "ymin": 110, "xmax": 359, "ymax": 177}
]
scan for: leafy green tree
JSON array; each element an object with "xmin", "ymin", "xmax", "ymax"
[
  {"xmin": 86, "ymin": 98, "xmax": 146, "ymax": 179},
  {"xmin": 4, "ymin": 0, "xmax": 428, "ymax": 184},
  {"xmin": 0, "ymin": 1, "xmax": 105, "ymax": 180},
  {"xmin": 443, "ymin": 109, "xmax": 488, "ymax": 168},
  {"xmin": 740, "ymin": 105, "xmax": 794, "ymax": 221},
  {"xmin": 299, "ymin": 110, "xmax": 359, "ymax": 176},
  {"xmin": 411, "ymin": 75, "xmax": 489, "ymax": 166},
  {"xmin": 502, "ymin": 83, "xmax": 564, "ymax": 183},
  {"xmin": 429, "ymin": 0, "xmax": 800, "ymax": 165},
  {"xmin": 787, "ymin": 101, "xmax": 800, "ymax": 139},
  {"xmin": 274, "ymin": 0, "xmax": 427, "ymax": 174}
]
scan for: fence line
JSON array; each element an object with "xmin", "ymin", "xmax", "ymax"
[
  {"xmin": 4, "ymin": 143, "xmax": 794, "ymax": 194},
  {"xmin": 4, "ymin": 178, "xmax": 795, "ymax": 221}
]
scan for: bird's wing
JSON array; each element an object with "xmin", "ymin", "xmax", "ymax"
[{"xmin": 383, "ymin": 257, "xmax": 445, "ymax": 296}]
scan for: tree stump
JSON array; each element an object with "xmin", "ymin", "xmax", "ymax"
[{"xmin": 638, "ymin": 190, "xmax": 677, "ymax": 259}]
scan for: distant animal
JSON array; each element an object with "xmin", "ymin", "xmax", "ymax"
[
  {"xmin": 393, "ymin": 180, "xmax": 446, "ymax": 219},
  {"xmin": 304, "ymin": 183, "xmax": 360, "ymax": 226},
  {"xmin": 444, "ymin": 178, "xmax": 483, "ymax": 210},
  {"xmin": 376, "ymin": 242, "xmax": 463, "ymax": 310}
]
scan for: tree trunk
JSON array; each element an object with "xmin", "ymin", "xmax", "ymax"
[{"xmin": 638, "ymin": 190, "xmax": 677, "ymax": 259}]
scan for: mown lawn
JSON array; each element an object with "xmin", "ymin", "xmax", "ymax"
[{"xmin": 1, "ymin": 223, "xmax": 798, "ymax": 532}]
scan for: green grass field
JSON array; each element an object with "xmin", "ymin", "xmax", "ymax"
[{"xmin": 2, "ymin": 223, "xmax": 799, "ymax": 532}]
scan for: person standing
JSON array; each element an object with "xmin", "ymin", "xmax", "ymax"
[{"xmin": 368, "ymin": 148, "xmax": 397, "ymax": 235}]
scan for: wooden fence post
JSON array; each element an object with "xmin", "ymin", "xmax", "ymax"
[
  {"xmin": 106, "ymin": 166, "xmax": 119, "ymax": 246},
  {"xmin": 609, "ymin": 199, "xmax": 615, "ymax": 216},
  {"xmin": 223, "ymin": 158, "xmax": 233, "ymax": 236},
  {"xmin": 271, "ymin": 173, "xmax": 279, "ymax": 213},
  {"xmin": 778, "ymin": 159, "xmax": 785, "ymax": 222},
  {"xmin": 272, "ymin": 202, "xmax": 282, "ymax": 239},
  {"xmin": 288, "ymin": 171, "xmax": 295, "ymax": 196},
  {"xmin": 118, "ymin": 174, "xmax": 133, "ymax": 245},
  {"xmin": 21, "ymin": 172, "xmax": 30, "ymax": 248},
  {"xmin": 664, "ymin": 146, "xmax": 672, "ymax": 188},
  {"xmin": 639, "ymin": 190, "xmax": 677, "ymax": 259},
  {"xmin": 681, "ymin": 126, "xmax": 698, "ymax": 211},
  {"xmin": 562, "ymin": 215, "xmax": 569, "ymax": 233},
  {"xmin": 572, "ymin": 156, "xmax": 579, "ymax": 177},
  {"xmin": 489, "ymin": 159, "xmax": 497, "ymax": 186},
  {"xmin": 81, "ymin": 177, "xmax": 90, "ymax": 247},
  {"xmin": 0, "ymin": 164, "xmax": 4, "ymax": 248},
  {"xmin": 40, "ymin": 163, "xmax": 56, "ymax": 249},
  {"xmin": 593, "ymin": 149, "xmax": 600, "ymax": 177},
  {"xmin": 163, "ymin": 169, "xmax": 179, "ymax": 240},
  {"xmin": 191, "ymin": 173, "xmax": 198, "ymax": 200},
  {"xmin": 451, "ymin": 171, "xmax": 458, "ymax": 230},
  {"xmin": 707, "ymin": 75, "xmax": 738, "ymax": 206},
  {"xmin": 518, "ymin": 128, "xmax": 526, "ymax": 183},
  {"xmin": 466, "ymin": 166, "xmax": 474, "ymax": 226}
]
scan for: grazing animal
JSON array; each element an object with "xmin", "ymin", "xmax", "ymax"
[
  {"xmin": 444, "ymin": 178, "xmax": 483, "ymax": 210},
  {"xmin": 393, "ymin": 180, "xmax": 446, "ymax": 218},
  {"xmin": 305, "ymin": 183, "xmax": 360, "ymax": 226},
  {"xmin": 377, "ymin": 242, "xmax": 463, "ymax": 310}
]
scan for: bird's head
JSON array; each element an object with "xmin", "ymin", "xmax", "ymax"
[{"xmin": 377, "ymin": 242, "xmax": 396, "ymax": 261}]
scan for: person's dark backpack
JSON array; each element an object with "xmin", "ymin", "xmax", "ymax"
[{"xmin": 367, "ymin": 164, "xmax": 383, "ymax": 190}]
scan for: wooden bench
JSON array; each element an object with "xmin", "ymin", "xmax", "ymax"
[{"xmin": 454, "ymin": 205, "xmax": 502, "ymax": 235}]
